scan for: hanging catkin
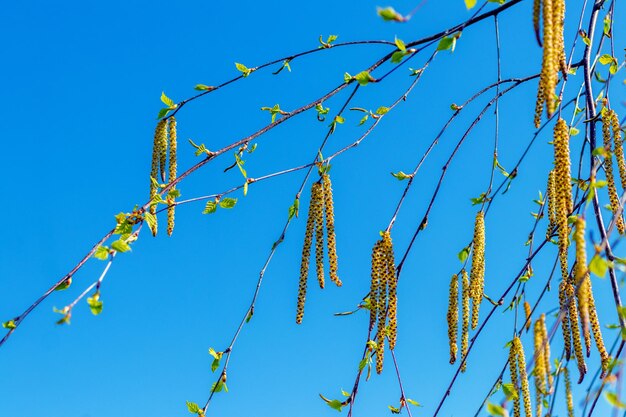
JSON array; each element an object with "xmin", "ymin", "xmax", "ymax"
[
  {"xmin": 554, "ymin": 0, "xmax": 567, "ymax": 77},
  {"xmin": 370, "ymin": 240, "xmax": 384, "ymax": 331},
  {"xmin": 448, "ymin": 274, "xmax": 459, "ymax": 364},
  {"xmin": 586, "ymin": 273, "xmax": 610, "ymax": 376},
  {"xmin": 470, "ymin": 211, "xmax": 485, "ymax": 330},
  {"xmin": 554, "ymin": 119, "xmax": 572, "ymax": 282},
  {"xmin": 515, "ymin": 337, "xmax": 532, "ymax": 417},
  {"xmin": 559, "ymin": 280, "xmax": 572, "ymax": 360},
  {"xmin": 564, "ymin": 365, "xmax": 574, "ymax": 417},
  {"xmin": 532, "ymin": 0, "xmax": 542, "ymax": 46},
  {"xmin": 158, "ymin": 118, "xmax": 168, "ymax": 183},
  {"xmin": 295, "ymin": 185, "xmax": 318, "ymax": 324},
  {"xmin": 534, "ymin": 0, "xmax": 555, "ymax": 125},
  {"xmin": 573, "ymin": 217, "xmax": 590, "ymax": 355},
  {"xmin": 602, "ymin": 113, "xmax": 626, "ymax": 234},
  {"xmin": 509, "ymin": 338, "xmax": 521, "ymax": 417},
  {"xmin": 313, "ymin": 182, "xmax": 325, "ymax": 289},
  {"xmin": 461, "ymin": 269, "xmax": 470, "ymax": 373},
  {"xmin": 566, "ymin": 281, "xmax": 587, "ymax": 382},
  {"xmin": 167, "ymin": 117, "xmax": 177, "ymax": 237},
  {"xmin": 149, "ymin": 119, "xmax": 167, "ymax": 237},
  {"xmin": 610, "ymin": 110, "xmax": 626, "ymax": 192},
  {"xmin": 322, "ymin": 174, "xmax": 342, "ymax": 287},
  {"xmin": 546, "ymin": 169, "xmax": 557, "ymax": 239},
  {"xmin": 533, "ymin": 319, "xmax": 546, "ymax": 417},
  {"xmin": 383, "ymin": 232, "xmax": 398, "ymax": 350},
  {"xmin": 523, "ymin": 301, "xmax": 532, "ymax": 333}
]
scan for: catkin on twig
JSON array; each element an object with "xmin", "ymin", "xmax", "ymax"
[
  {"xmin": 559, "ymin": 280, "xmax": 572, "ymax": 360},
  {"xmin": 470, "ymin": 211, "xmax": 485, "ymax": 330},
  {"xmin": 564, "ymin": 365, "xmax": 574, "ymax": 417},
  {"xmin": 602, "ymin": 113, "xmax": 626, "ymax": 234},
  {"xmin": 587, "ymin": 274, "xmax": 610, "ymax": 376},
  {"xmin": 610, "ymin": 110, "xmax": 626, "ymax": 192},
  {"xmin": 461, "ymin": 269, "xmax": 470, "ymax": 373},
  {"xmin": 322, "ymin": 174, "xmax": 342, "ymax": 287},
  {"xmin": 546, "ymin": 169, "xmax": 557, "ymax": 239},
  {"xmin": 370, "ymin": 240, "xmax": 384, "ymax": 331},
  {"xmin": 515, "ymin": 337, "xmax": 532, "ymax": 417},
  {"xmin": 524, "ymin": 301, "xmax": 532, "ymax": 333},
  {"xmin": 167, "ymin": 117, "xmax": 177, "ymax": 236},
  {"xmin": 313, "ymin": 182, "xmax": 325, "ymax": 289},
  {"xmin": 383, "ymin": 232, "xmax": 398, "ymax": 350},
  {"xmin": 554, "ymin": 119, "xmax": 572, "ymax": 282},
  {"xmin": 149, "ymin": 119, "xmax": 168, "ymax": 237},
  {"xmin": 296, "ymin": 187, "xmax": 318, "ymax": 324},
  {"xmin": 448, "ymin": 274, "xmax": 459, "ymax": 364},
  {"xmin": 566, "ymin": 281, "xmax": 587, "ymax": 382}
]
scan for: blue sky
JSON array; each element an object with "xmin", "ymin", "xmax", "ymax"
[{"xmin": 1, "ymin": 1, "xmax": 624, "ymax": 416}]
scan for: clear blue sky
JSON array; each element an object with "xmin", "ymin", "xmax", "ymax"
[{"xmin": 1, "ymin": 1, "xmax": 624, "ymax": 416}]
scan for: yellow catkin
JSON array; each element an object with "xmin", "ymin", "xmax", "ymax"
[
  {"xmin": 322, "ymin": 174, "xmax": 342, "ymax": 287},
  {"xmin": 533, "ymin": 0, "xmax": 542, "ymax": 46},
  {"xmin": 559, "ymin": 280, "xmax": 572, "ymax": 360},
  {"xmin": 533, "ymin": 319, "xmax": 546, "ymax": 417},
  {"xmin": 573, "ymin": 217, "xmax": 590, "ymax": 356},
  {"xmin": 611, "ymin": 110, "xmax": 626, "ymax": 192},
  {"xmin": 587, "ymin": 275, "xmax": 610, "ymax": 376},
  {"xmin": 540, "ymin": 314, "xmax": 553, "ymax": 391},
  {"xmin": 149, "ymin": 120, "xmax": 167, "ymax": 237},
  {"xmin": 514, "ymin": 337, "xmax": 532, "ymax": 417},
  {"xmin": 461, "ymin": 269, "xmax": 470, "ymax": 373},
  {"xmin": 553, "ymin": 0, "xmax": 567, "ymax": 77},
  {"xmin": 564, "ymin": 366, "xmax": 574, "ymax": 417},
  {"xmin": 369, "ymin": 241, "xmax": 384, "ymax": 331},
  {"xmin": 546, "ymin": 169, "xmax": 557, "ymax": 239},
  {"xmin": 313, "ymin": 182, "xmax": 325, "ymax": 289},
  {"xmin": 167, "ymin": 117, "xmax": 177, "ymax": 237},
  {"xmin": 554, "ymin": 119, "xmax": 572, "ymax": 282},
  {"xmin": 509, "ymin": 338, "xmax": 522, "ymax": 417},
  {"xmin": 542, "ymin": 0, "xmax": 556, "ymax": 115},
  {"xmin": 534, "ymin": 84, "xmax": 546, "ymax": 128},
  {"xmin": 158, "ymin": 117, "xmax": 168, "ymax": 182},
  {"xmin": 470, "ymin": 211, "xmax": 486, "ymax": 330},
  {"xmin": 375, "ymin": 269, "xmax": 388, "ymax": 375},
  {"xmin": 448, "ymin": 274, "xmax": 459, "ymax": 364},
  {"xmin": 296, "ymin": 185, "xmax": 318, "ymax": 324},
  {"xmin": 524, "ymin": 301, "xmax": 532, "ymax": 333},
  {"xmin": 566, "ymin": 282, "xmax": 587, "ymax": 382},
  {"xmin": 383, "ymin": 232, "xmax": 398, "ymax": 350},
  {"xmin": 602, "ymin": 113, "xmax": 626, "ymax": 234}
]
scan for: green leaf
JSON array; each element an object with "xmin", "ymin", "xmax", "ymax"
[
  {"xmin": 486, "ymin": 402, "xmax": 507, "ymax": 416},
  {"xmin": 605, "ymin": 392, "xmax": 626, "ymax": 409},
  {"xmin": 144, "ymin": 211, "xmax": 157, "ymax": 233},
  {"xmin": 464, "ymin": 0, "xmax": 477, "ymax": 9},
  {"xmin": 599, "ymin": 54, "xmax": 615, "ymax": 65},
  {"xmin": 341, "ymin": 389, "xmax": 350, "ymax": 397},
  {"xmin": 55, "ymin": 278, "xmax": 72, "ymax": 291},
  {"xmin": 354, "ymin": 71, "xmax": 375, "ymax": 86},
  {"xmin": 111, "ymin": 239, "xmax": 131, "ymax": 253},
  {"xmin": 388, "ymin": 405, "xmax": 401, "ymax": 414},
  {"xmin": 589, "ymin": 254, "xmax": 608, "ymax": 277},
  {"xmin": 406, "ymin": 399, "xmax": 421, "ymax": 407},
  {"xmin": 502, "ymin": 383, "xmax": 518, "ymax": 400},
  {"xmin": 2, "ymin": 320, "xmax": 16, "ymax": 329},
  {"xmin": 579, "ymin": 29, "xmax": 591, "ymax": 46},
  {"xmin": 194, "ymin": 84, "xmax": 215, "ymax": 92},
  {"xmin": 458, "ymin": 246, "xmax": 470, "ymax": 262},
  {"xmin": 235, "ymin": 62, "xmax": 252, "ymax": 77},
  {"xmin": 570, "ymin": 127, "xmax": 580, "ymax": 136},
  {"xmin": 288, "ymin": 198, "xmax": 300, "ymax": 220},
  {"xmin": 391, "ymin": 50, "xmax": 408, "ymax": 64},
  {"xmin": 437, "ymin": 34, "xmax": 459, "ymax": 52},
  {"xmin": 87, "ymin": 292, "xmax": 103, "ymax": 315},
  {"xmin": 94, "ymin": 245, "xmax": 110, "ymax": 260},
  {"xmin": 375, "ymin": 106, "xmax": 390, "ymax": 115},
  {"xmin": 394, "ymin": 37, "xmax": 406, "ymax": 51},
  {"xmin": 344, "ymin": 72, "xmax": 353, "ymax": 84},
  {"xmin": 203, "ymin": 200, "xmax": 218, "ymax": 214},
  {"xmin": 157, "ymin": 108, "xmax": 171, "ymax": 119},
  {"xmin": 326, "ymin": 399, "xmax": 343, "ymax": 412},
  {"xmin": 377, "ymin": 7, "xmax": 407, "ymax": 22},
  {"xmin": 391, "ymin": 171, "xmax": 411, "ymax": 180},
  {"xmin": 161, "ymin": 92, "xmax": 175, "ymax": 108},
  {"xmin": 219, "ymin": 198, "xmax": 237, "ymax": 209},
  {"xmin": 186, "ymin": 401, "xmax": 201, "ymax": 414},
  {"xmin": 604, "ymin": 14, "xmax": 612, "ymax": 37}
]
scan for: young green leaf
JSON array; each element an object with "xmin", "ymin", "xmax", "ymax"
[
  {"xmin": 376, "ymin": 7, "xmax": 407, "ymax": 22},
  {"xmin": 219, "ymin": 198, "xmax": 237, "ymax": 209},
  {"xmin": 94, "ymin": 245, "xmax": 110, "ymax": 260},
  {"xmin": 203, "ymin": 200, "xmax": 218, "ymax": 214}
]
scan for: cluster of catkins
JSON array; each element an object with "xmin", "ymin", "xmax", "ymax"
[
  {"xmin": 533, "ymin": 0, "xmax": 567, "ymax": 127},
  {"xmin": 369, "ymin": 231, "xmax": 397, "ymax": 374},
  {"xmin": 602, "ymin": 108, "xmax": 626, "ymax": 234},
  {"xmin": 545, "ymin": 119, "xmax": 610, "ymax": 382},
  {"xmin": 447, "ymin": 211, "xmax": 485, "ymax": 372},
  {"xmin": 296, "ymin": 172, "xmax": 341, "ymax": 325},
  {"xmin": 149, "ymin": 117, "xmax": 178, "ymax": 236}
]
